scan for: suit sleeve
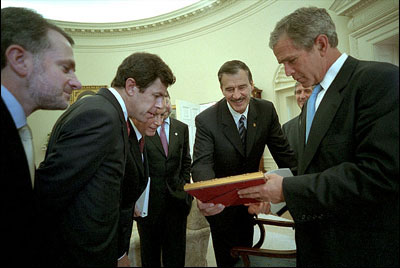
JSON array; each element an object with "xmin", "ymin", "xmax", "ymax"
[
  {"xmin": 180, "ymin": 124, "xmax": 192, "ymax": 183},
  {"xmin": 266, "ymin": 104, "xmax": 297, "ymax": 170},
  {"xmin": 191, "ymin": 115, "xmax": 216, "ymax": 182},
  {"xmin": 36, "ymin": 107, "xmax": 121, "ymax": 212}
]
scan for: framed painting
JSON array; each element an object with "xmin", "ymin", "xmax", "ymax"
[{"xmin": 69, "ymin": 85, "xmax": 107, "ymax": 105}]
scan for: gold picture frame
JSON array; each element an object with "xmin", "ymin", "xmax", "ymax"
[{"xmin": 70, "ymin": 85, "xmax": 107, "ymax": 105}]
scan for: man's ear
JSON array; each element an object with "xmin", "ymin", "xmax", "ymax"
[
  {"xmin": 5, "ymin": 45, "xmax": 32, "ymax": 77},
  {"xmin": 125, "ymin": 78, "xmax": 137, "ymax": 96},
  {"xmin": 314, "ymin": 34, "xmax": 329, "ymax": 56}
]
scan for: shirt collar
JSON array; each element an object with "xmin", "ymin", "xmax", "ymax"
[
  {"xmin": 163, "ymin": 116, "xmax": 170, "ymax": 125},
  {"xmin": 320, "ymin": 53, "xmax": 348, "ymax": 90},
  {"xmin": 108, "ymin": 87, "xmax": 128, "ymax": 121},
  {"xmin": 226, "ymin": 100, "xmax": 249, "ymax": 125},
  {"xmin": 130, "ymin": 119, "xmax": 143, "ymax": 141},
  {"xmin": 1, "ymin": 84, "xmax": 26, "ymax": 129}
]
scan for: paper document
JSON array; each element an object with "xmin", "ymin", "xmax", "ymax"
[
  {"xmin": 135, "ymin": 177, "xmax": 150, "ymax": 217},
  {"xmin": 265, "ymin": 168, "xmax": 293, "ymax": 215}
]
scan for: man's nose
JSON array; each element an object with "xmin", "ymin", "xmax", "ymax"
[
  {"xmin": 284, "ymin": 63, "xmax": 295, "ymax": 76},
  {"xmin": 233, "ymin": 89, "xmax": 241, "ymax": 99},
  {"xmin": 69, "ymin": 74, "xmax": 82, "ymax": 90}
]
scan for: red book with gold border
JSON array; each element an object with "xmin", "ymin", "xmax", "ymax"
[{"xmin": 184, "ymin": 171, "xmax": 265, "ymax": 206}]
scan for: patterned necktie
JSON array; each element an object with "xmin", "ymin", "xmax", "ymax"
[
  {"xmin": 238, "ymin": 115, "xmax": 246, "ymax": 150},
  {"xmin": 160, "ymin": 122, "xmax": 168, "ymax": 156},
  {"xmin": 19, "ymin": 124, "xmax": 35, "ymax": 188},
  {"xmin": 139, "ymin": 137, "xmax": 145, "ymax": 154},
  {"xmin": 305, "ymin": 84, "xmax": 322, "ymax": 143}
]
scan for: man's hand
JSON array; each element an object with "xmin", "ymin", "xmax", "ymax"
[
  {"xmin": 245, "ymin": 201, "xmax": 271, "ymax": 215},
  {"xmin": 117, "ymin": 254, "xmax": 131, "ymax": 267},
  {"xmin": 196, "ymin": 199, "xmax": 225, "ymax": 216},
  {"xmin": 238, "ymin": 173, "xmax": 285, "ymax": 203},
  {"xmin": 133, "ymin": 205, "xmax": 140, "ymax": 217}
]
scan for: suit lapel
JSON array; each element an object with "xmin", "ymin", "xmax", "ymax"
[
  {"xmin": 130, "ymin": 130, "xmax": 145, "ymax": 176},
  {"xmin": 299, "ymin": 57, "xmax": 357, "ymax": 174},
  {"xmin": 246, "ymin": 99, "xmax": 258, "ymax": 157},
  {"xmin": 168, "ymin": 118, "xmax": 179, "ymax": 158},
  {"xmin": 218, "ymin": 99, "xmax": 245, "ymax": 156},
  {"xmin": 148, "ymin": 132, "xmax": 166, "ymax": 158}
]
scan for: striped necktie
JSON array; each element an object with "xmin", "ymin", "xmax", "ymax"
[
  {"xmin": 305, "ymin": 84, "xmax": 322, "ymax": 143},
  {"xmin": 238, "ymin": 115, "xmax": 246, "ymax": 150}
]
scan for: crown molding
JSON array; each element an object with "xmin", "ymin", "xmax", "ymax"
[
  {"xmin": 329, "ymin": 0, "xmax": 377, "ymax": 17},
  {"xmin": 50, "ymin": 0, "xmax": 232, "ymax": 36},
  {"xmin": 54, "ymin": 0, "xmax": 277, "ymax": 51}
]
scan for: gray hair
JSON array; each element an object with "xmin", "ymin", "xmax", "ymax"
[
  {"xmin": 1, "ymin": 7, "xmax": 74, "ymax": 69},
  {"xmin": 269, "ymin": 7, "xmax": 338, "ymax": 51}
]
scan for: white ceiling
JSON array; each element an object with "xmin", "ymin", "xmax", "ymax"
[{"xmin": 1, "ymin": 0, "xmax": 202, "ymax": 23}]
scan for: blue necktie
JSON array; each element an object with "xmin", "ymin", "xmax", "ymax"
[{"xmin": 305, "ymin": 84, "xmax": 322, "ymax": 143}]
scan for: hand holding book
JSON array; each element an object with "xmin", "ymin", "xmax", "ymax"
[
  {"xmin": 184, "ymin": 172, "xmax": 266, "ymax": 207},
  {"xmin": 238, "ymin": 168, "xmax": 292, "ymax": 215}
]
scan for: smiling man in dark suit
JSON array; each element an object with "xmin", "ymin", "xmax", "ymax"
[
  {"xmin": 136, "ymin": 91, "xmax": 192, "ymax": 267},
  {"xmin": 239, "ymin": 7, "xmax": 399, "ymax": 267},
  {"xmin": 36, "ymin": 52, "xmax": 175, "ymax": 266},
  {"xmin": 191, "ymin": 60, "xmax": 297, "ymax": 266}
]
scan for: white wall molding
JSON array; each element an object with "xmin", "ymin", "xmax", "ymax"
[
  {"xmin": 330, "ymin": 0, "xmax": 399, "ymax": 62},
  {"xmin": 51, "ymin": 0, "xmax": 230, "ymax": 36}
]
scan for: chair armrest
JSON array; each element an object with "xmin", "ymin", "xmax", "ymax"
[
  {"xmin": 252, "ymin": 216, "xmax": 294, "ymax": 248},
  {"xmin": 256, "ymin": 217, "xmax": 295, "ymax": 228},
  {"xmin": 231, "ymin": 246, "xmax": 296, "ymax": 258}
]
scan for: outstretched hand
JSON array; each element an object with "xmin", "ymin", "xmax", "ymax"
[
  {"xmin": 245, "ymin": 201, "xmax": 271, "ymax": 215},
  {"xmin": 196, "ymin": 199, "xmax": 225, "ymax": 216}
]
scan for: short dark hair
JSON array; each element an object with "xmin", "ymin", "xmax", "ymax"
[
  {"xmin": 269, "ymin": 7, "xmax": 338, "ymax": 51},
  {"xmin": 111, "ymin": 52, "xmax": 176, "ymax": 91},
  {"xmin": 217, "ymin": 60, "xmax": 253, "ymax": 85},
  {"xmin": 1, "ymin": 7, "xmax": 74, "ymax": 69}
]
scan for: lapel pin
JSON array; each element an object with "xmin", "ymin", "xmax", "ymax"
[
  {"xmin": 175, "ymin": 132, "xmax": 178, "ymax": 136},
  {"xmin": 253, "ymin": 123, "xmax": 256, "ymax": 127}
]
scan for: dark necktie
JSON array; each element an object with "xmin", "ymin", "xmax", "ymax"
[
  {"xmin": 139, "ymin": 137, "xmax": 145, "ymax": 153},
  {"xmin": 160, "ymin": 122, "xmax": 168, "ymax": 156},
  {"xmin": 126, "ymin": 120, "xmax": 131, "ymax": 137},
  {"xmin": 305, "ymin": 84, "xmax": 322, "ymax": 143},
  {"xmin": 238, "ymin": 115, "xmax": 246, "ymax": 150}
]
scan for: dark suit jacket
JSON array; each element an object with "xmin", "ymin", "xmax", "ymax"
[
  {"xmin": 2, "ymin": 98, "xmax": 39, "ymax": 265},
  {"xmin": 282, "ymin": 115, "xmax": 300, "ymax": 161},
  {"xmin": 283, "ymin": 56, "xmax": 399, "ymax": 266},
  {"xmin": 191, "ymin": 97, "xmax": 297, "ymax": 233},
  {"xmin": 192, "ymin": 97, "xmax": 296, "ymax": 181},
  {"xmin": 36, "ymin": 88, "xmax": 129, "ymax": 267},
  {"xmin": 144, "ymin": 117, "xmax": 192, "ymax": 218},
  {"xmin": 118, "ymin": 122, "xmax": 149, "ymax": 257}
]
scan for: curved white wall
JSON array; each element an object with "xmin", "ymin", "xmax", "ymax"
[{"xmin": 29, "ymin": 0, "xmax": 352, "ymax": 165}]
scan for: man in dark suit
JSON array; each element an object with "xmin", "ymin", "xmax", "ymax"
[
  {"xmin": 282, "ymin": 82, "xmax": 312, "ymax": 160},
  {"xmin": 36, "ymin": 52, "xmax": 175, "ymax": 266},
  {"xmin": 239, "ymin": 7, "xmax": 399, "ymax": 267},
  {"xmin": 191, "ymin": 60, "xmax": 297, "ymax": 266},
  {"xmin": 136, "ymin": 91, "xmax": 193, "ymax": 267},
  {"xmin": 118, "ymin": 110, "xmax": 164, "ymax": 266},
  {"xmin": 1, "ymin": 7, "xmax": 81, "ymax": 266}
]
